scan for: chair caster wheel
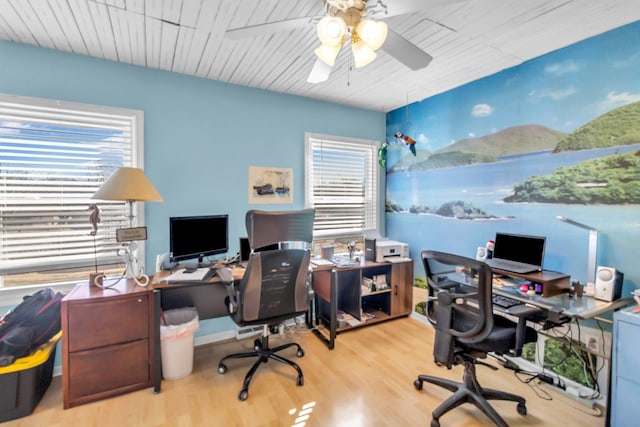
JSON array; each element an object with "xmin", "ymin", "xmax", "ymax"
[
  {"xmin": 414, "ymin": 379, "xmax": 423, "ymax": 390},
  {"xmin": 238, "ymin": 389, "xmax": 248, "ymax": 401},
  {"xmin": 297, "ymin": 349, "xmax": 304, "ymax": 357},
  {"xmin": 297, "ymin": 376, "xmax": 304, "ymax": 386},
  {"xmin": 430, "ymin": 418, "xmax": 440, "ymax": 427},
  {"xmin": 218, "ymin": 364, "xmax": 227, "ymax": 374},
  {"xmin": 517, "ymin": 402, "xmax": 527, "ymax": 415}
]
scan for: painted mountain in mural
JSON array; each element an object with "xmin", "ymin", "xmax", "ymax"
[
  {"xmin": 390, "ymin": 124, "xmax": 565, "ymax": 172},
  {"xmin": 504, "ymin": 101, "xmax": 640, "ymax": 204},
  {"xmin": 554, "ymin": 101, "xmax": 640, "ymax": 152},
  {"xmin": 439, "ymin": 124, "xmax": 566, "ymax": 156},
  {"xmin": 388, "ymin": 149, "xmax": 431, "ymax": 172},
  {"xmin": 504, "ymin": 149, "xmax": 640, "ymax": 204}
]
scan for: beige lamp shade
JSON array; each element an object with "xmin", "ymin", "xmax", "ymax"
[{"xmin": 92, "ymin": 167, "xmax": 163, "ymax": 202}]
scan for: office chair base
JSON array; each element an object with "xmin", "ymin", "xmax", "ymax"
[
  {"xmin": 218, "ymin": 333, "xmax": 304, "ymax": 401},
  {"xmin": 414, "ymin": 360, "xmax": 526, "ymax": 427}
]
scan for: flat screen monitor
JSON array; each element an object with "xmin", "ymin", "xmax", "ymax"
[
  {"xmin": 170, "ymin": 214, "xmax": 228, "ymax": 263},
  {"xmin": 492, "ymin": 232, "xmax": 546, "ymax": 269}
]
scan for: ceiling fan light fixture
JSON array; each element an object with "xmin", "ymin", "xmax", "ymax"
[
  {"xmin": 317, "ymin": 16, "xmax": 347, "ymax": 46},
  {"xmin": 356, "ymin": 19, "xmax": 387, "ymax": 51},
  {"xmin": 351, "ymin": 39, "xmax": 377, "ymax": 68},
  {"xmin": 315, "ymin": 43, "xmax": 341, "ymax": 66}
]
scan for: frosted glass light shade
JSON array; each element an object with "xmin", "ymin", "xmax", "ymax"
[
  {"xmin": 356, "ymin": 19, "xmax": 388, "ymax": 50},
  {"xmin": 352, "ymin": 40, "xmax": 377, "ymax": 68},
  {"xmin": 92, "ymin": 167, "xmax": 163, "ymax": 202},
  {"xmin": 317, "ymin": 16, "xmax": 346, "ymax": 46},
  {"xmin": 315, "ymin": 43, "xmax": 341, "ymax": 66}
]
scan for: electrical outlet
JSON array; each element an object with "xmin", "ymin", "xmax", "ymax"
[{"xmin": 583, "ymin": 330, "xmax": 602, "ymax": 352}]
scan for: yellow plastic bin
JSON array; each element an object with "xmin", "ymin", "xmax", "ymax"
[
  {"xmin": 160, "ymin": 308, "xmax": 199, "ymax": 380},
  {"xmin": 0, "ymin": 331, "xmax": 61, "ymax": 422}
]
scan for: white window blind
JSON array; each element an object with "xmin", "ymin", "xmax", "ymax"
[
  {"xmin": 0, "ymin": 94, "xmax": 142, "ymax": 279},
  {"xmin": 305, "ymin": 133, "xmax": 379, "ymax": 238}
]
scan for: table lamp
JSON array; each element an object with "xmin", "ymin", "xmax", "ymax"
[
  {"xmin": 556, "ymin": 215, "xmax": 598, "ymax": 293},
  {"xmin": 92, "ymin": 167, "xmax": 163, "ymax": 287}
]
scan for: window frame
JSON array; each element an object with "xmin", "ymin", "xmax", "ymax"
[
  {"xmin": 304, "ymin": 132, "xmax": 382, "ymax": 240},
  {"xmin": 0, "ymin": 93, "xmax": 145, "ymax": 305}
]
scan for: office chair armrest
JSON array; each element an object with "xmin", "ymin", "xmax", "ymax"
[
  {"xmin": 217, "ymin": 268, "xmax": 238, "ymax": 314},
  {"xmin": 504, "ymin": 304, "xmax": 543, "ymax": 356}
]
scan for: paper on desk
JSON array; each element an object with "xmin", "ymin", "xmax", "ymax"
[{"xmin": 165, "ymin": 267, "xmax": 209, "ymax": 282}]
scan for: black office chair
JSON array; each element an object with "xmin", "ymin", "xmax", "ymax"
[
  {"xmin": 415, "ymin": 250, "xmax": 537, "ymax": 427},
  {"xmin": 217, "ymin": 208, "xmax": 315, "ymax": 401}
]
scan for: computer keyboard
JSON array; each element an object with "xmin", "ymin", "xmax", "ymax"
[{"xmin": 492, "ymin": 294, "xmax": 522, "ymax": 309}]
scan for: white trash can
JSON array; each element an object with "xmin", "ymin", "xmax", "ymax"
[{"xmin": 160, "ymin": 307, "xmax": 199, "ymax": 380}]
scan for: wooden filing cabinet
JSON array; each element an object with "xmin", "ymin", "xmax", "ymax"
[{"xmin": 62, "ymin": 279, "xmax": 156, "ymax": 409}]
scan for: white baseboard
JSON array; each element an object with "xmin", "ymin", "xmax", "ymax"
[{"xmin": 195, "ymin": 330, "xmax": 235, "ymax": 347}]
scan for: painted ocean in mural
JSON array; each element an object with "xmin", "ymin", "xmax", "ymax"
[{"xmin": 385, "ymin": 21, "xmax": 640, "ymax": 294}]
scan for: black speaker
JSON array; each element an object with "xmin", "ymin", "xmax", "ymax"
[
  {"xmin": 365, "ymin": 238, "xmax": 376, "ymax": 261},
  {"xmin": 594, "ymin": 266, "xmax": 624, "ymax": 301}
]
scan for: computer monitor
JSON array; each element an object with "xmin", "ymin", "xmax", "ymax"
[{"xmin": 169, "ymin": 214, "xmax": 228, "ymax": 264}]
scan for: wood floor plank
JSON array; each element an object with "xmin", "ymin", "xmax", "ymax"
[{"xmin": 3, "ymin": 317, "xmax": 604, "ymax": 426}]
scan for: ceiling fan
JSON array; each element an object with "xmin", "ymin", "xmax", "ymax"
[{"xmin": 225, "ymin": 0, "xmax": 455, "ymax": 84}]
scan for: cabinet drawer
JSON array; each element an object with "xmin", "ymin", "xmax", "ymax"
[
  {"xmin": 68, "ymin": 339, "xmax": 150, "ymax": 401},
  {"xmin": 67, "ymin": 294, "xmax": 149, "ymax": 351},
  {"xmin": 616, "ymin": 320, "xmax": 640, "ymax": 375}
]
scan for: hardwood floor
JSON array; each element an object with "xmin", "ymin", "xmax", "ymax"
[{"xmin": 5, "ymin": 317, "xmax": 604, "ymax": 426}]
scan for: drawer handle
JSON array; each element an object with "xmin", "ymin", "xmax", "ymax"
[{"xmin": 137, "ymin": 298, "xmax": 143, "ymax": 303}]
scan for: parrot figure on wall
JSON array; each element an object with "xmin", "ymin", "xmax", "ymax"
[{"xmin": 395, "ymin": 132, "xmax": 417, "ymax": 156}]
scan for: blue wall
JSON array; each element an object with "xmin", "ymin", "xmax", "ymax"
[{"xmin": 0, "ymin": 40, "xmax": 385, "ymax": 336}]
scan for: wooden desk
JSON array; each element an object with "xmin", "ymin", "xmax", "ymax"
[{"xmin": 152, "ymin": 266, "xmax": 245, "ymax": 320}]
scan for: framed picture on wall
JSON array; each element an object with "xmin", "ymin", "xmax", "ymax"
[{"xmin": 248, "ymin": 166, "xmax": 293, "ymax": 204}]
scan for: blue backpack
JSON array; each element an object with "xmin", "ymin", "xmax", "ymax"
[{"xmin": 0, "ymin": 288, "xmax": 63, "ymax": 366}]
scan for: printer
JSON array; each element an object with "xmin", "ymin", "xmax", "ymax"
[{"xmin": 365, "ymin": 238, "xmax": 409, "ymax": 262}]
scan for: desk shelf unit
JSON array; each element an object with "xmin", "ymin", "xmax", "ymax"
[
  {"xmin": 311, "ymin": 259, "xmax": 413, "ymax": 349},
  {"xmin": 491, "ymin": 268, "xmax": 570, "ymax": 297},
  {"xmin": 61, "ymin": 280, "xmax": 159, "ymax": 409}
]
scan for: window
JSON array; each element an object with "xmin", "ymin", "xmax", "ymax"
[
  {"xmin": 305, "ymin": 133, "xmax": 380, "ymax": 239},
  {"xmin": 0, "ymin": 94, "xmax": 144, "ymax": 295}
]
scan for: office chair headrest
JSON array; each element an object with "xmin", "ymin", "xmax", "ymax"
[{"xmin": 246, "ymin": 209, "xmax": 315, "ymax": 250}]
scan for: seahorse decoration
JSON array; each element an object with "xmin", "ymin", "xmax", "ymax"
[
  {"xmin": 395, "ymin": 132, "xmax": 417, "ymax": 156},
  {"xmin": 378, "ymin": 142, "xmax": 388, "ymax": 168},
  {"xmin": 88, "ymin": 203, "xmax": 100, "ymax": 236}
]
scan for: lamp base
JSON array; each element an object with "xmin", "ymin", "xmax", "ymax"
[{"xmin": 89, "ymin": 272, "xmax": 105, "ymax": 288}]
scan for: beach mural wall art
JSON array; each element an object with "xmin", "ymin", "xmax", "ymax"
[{"xmin": 385, "ymin": 20, "xmax": 640, "ymax": 314}]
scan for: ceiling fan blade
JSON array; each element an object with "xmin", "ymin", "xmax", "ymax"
[
  {"xmin": 381, "ymin": 29, "xmax": 433, "ymax": 70},
  {"xmin": 307, "ymin": 58, "xmax": 333, "ymax": 84},
  {"xmin": 226, "ymin": 16, "xmax": 317, "ymax": 40},
  {"xmin": 367, "ymin": 0, "xmax": 466, "ymax": 19}
]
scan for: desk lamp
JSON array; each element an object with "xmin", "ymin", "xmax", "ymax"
[
  {"xmin": 556, "ymin": 216, "xmax": 599, "ymax": 291},
  {"xmin": 92, "ymin": 167, "xmax": 163, "ymax": 287}
]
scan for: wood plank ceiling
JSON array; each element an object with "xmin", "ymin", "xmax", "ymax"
[{"xmin": 0, "ymin": 0, "xmax": 638, "ymax": 112}]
